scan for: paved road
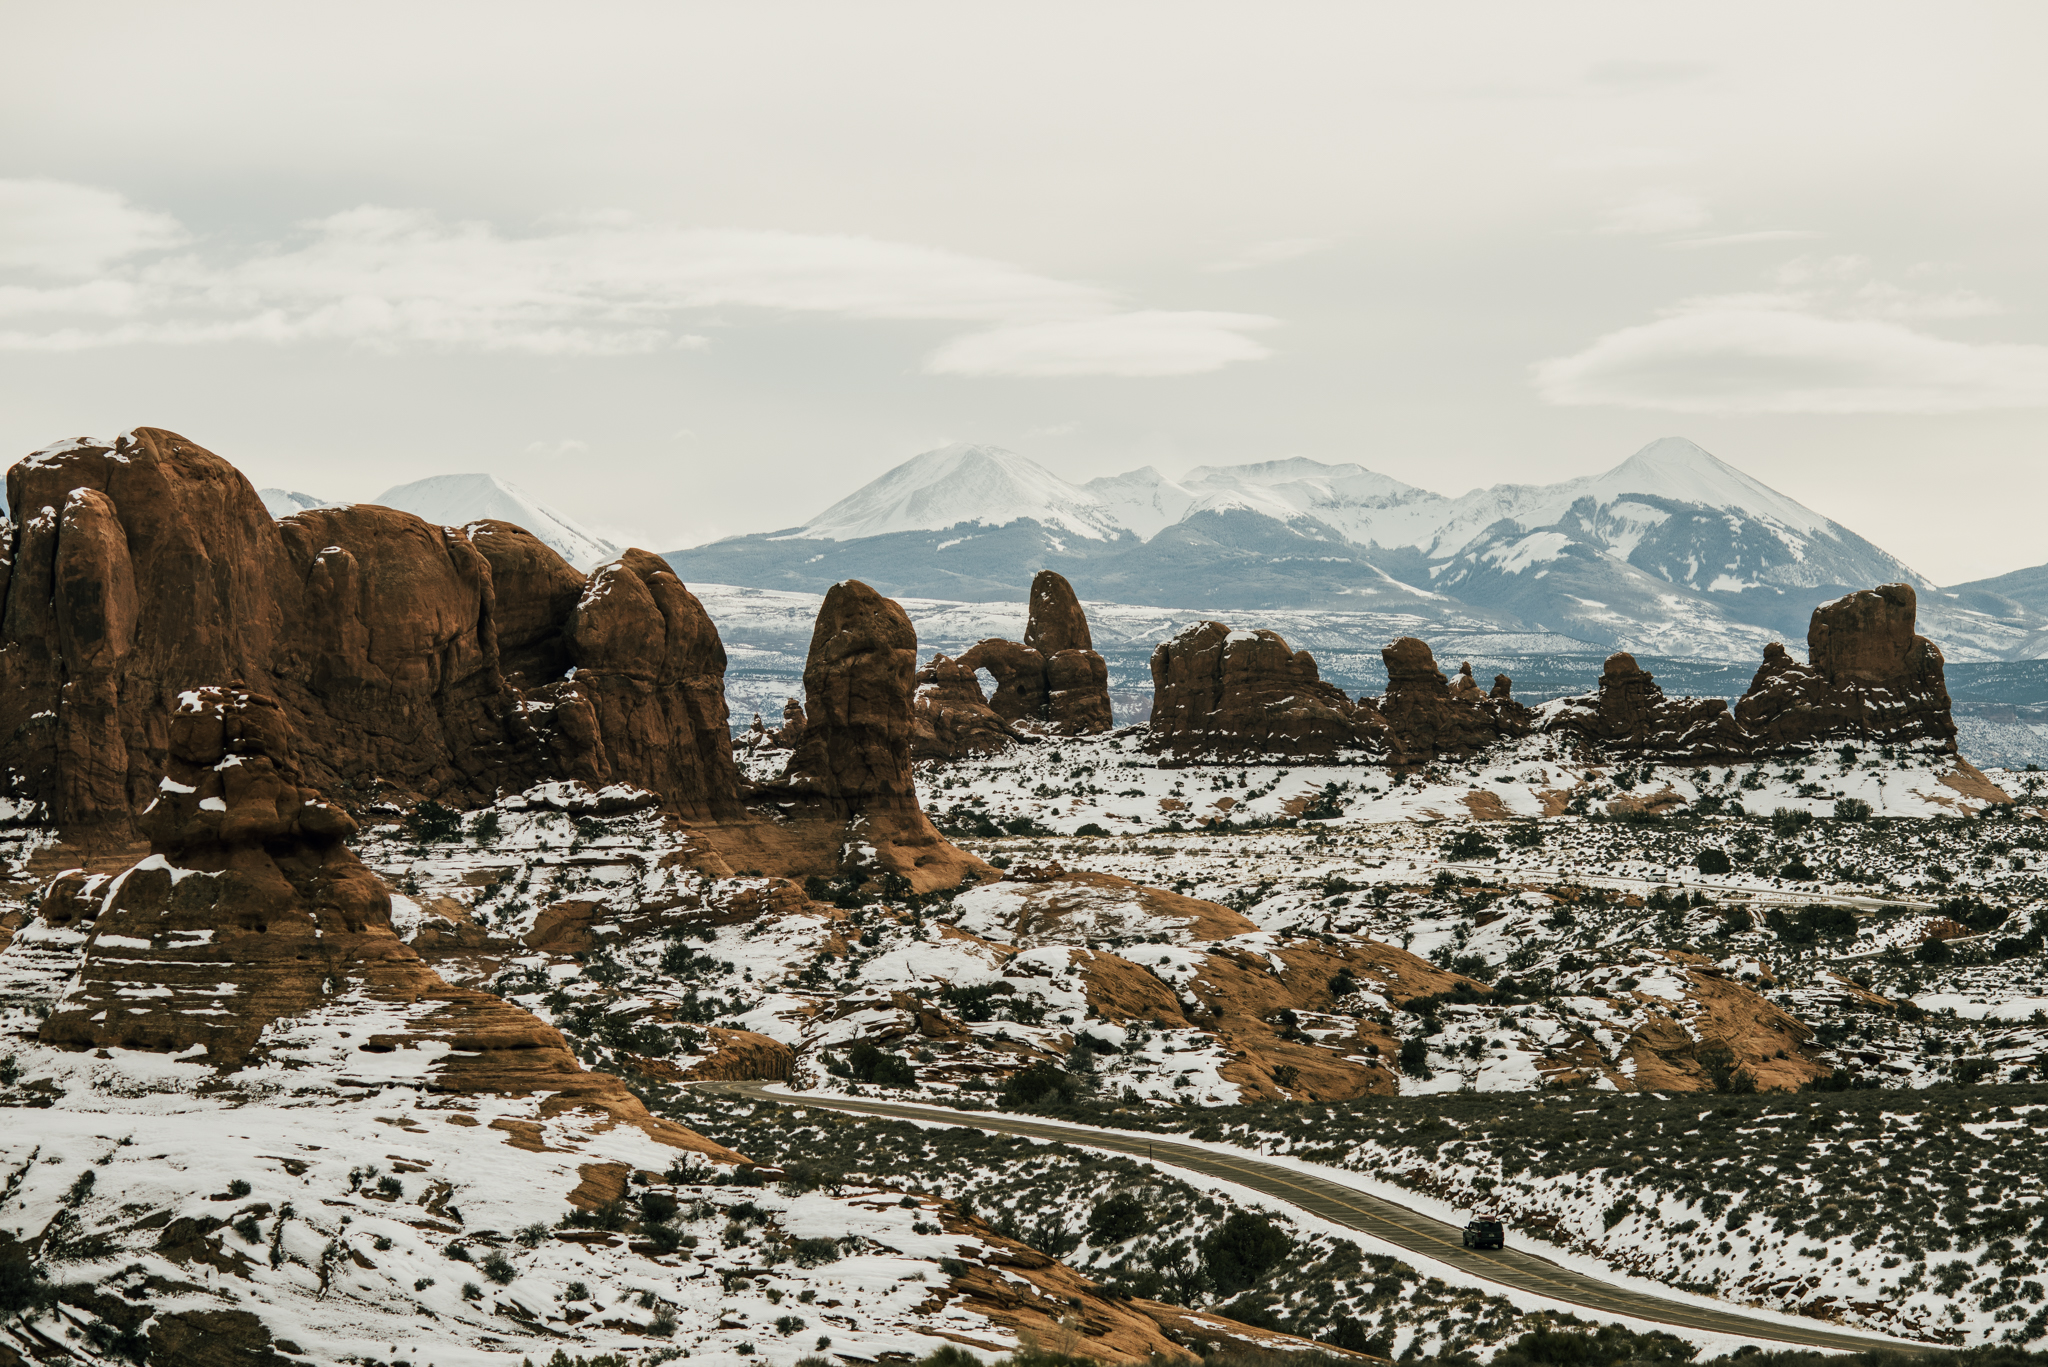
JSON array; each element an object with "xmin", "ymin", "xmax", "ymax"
[
  {"xmin": 698, "ymin": 1082, "xmax": 1924, "ymax": 1356},
  {"xmin": 1437, "ymin": 863, "xmax": 1933, "ymax": 912}
]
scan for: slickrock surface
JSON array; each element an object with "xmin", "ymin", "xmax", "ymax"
[
  {"xmin": 1736, "ymin": 583, "xmax": 1959, "ymax": 753},
  {"xmin": 955, "ymin": 570, "xmax": 1114, "ymax": 736},
  {"xmin": 1148, "ymin": 620, "xmax": 1384, "ymax": 759},
  {"xmin": 1541, "ymin": 652, "xmax": 1755, "ymax": 761}
]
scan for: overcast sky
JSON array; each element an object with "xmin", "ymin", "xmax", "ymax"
[{"xmin": 4, "ymin": 3, "xmax": 2046, "ymax": 582}]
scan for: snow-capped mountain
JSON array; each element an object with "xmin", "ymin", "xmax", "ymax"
[
  {"xmin": 799, "ymin": 443, "xmax": 1128, "ymax": 542},
  {"xmin": 666, "ymin": 438, "xmax": 2040, "ymax": 662},
  {"xmin": 372, "ymin": 472, "xmax": 620, "ymax": 571},
  {"xmin": 258, "ymin": 488, "xmax": 340, "ymax": 519}
]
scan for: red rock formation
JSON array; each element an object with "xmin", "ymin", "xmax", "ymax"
[
  {"xmin": 954, "ymin": 570, "xmax": 1113, "ymax": 737},
  {"xmin": 1375, "ymin": 637, "xmax": 1521, "ymax": 766},
  {"xmin": 955, "ymin": 637, "xmax": 1048, "ymax": 728},
  {"xmin": 1024, "ymin": 569, "xmax": 1114, "ymax": 733},
  {"xmin": 1148, "ymin": 621, "xmax": 1384, "ymax": 759},
  {"xmin": 0, "ymin": 429, "xmax": 743, "ymax": 838},
  {"xmin": 911, "ymin": 653, "xmax": 1018, "ymax": 761},
  {"xmin": 36, "ymin": 685, "xmax": 742, "ymax": 1158},
  {"xmin": 749, "ymin": 580, "xmax": 991, "ymax": 890},
  {"xmin": 552, "ymin": 549, "xmax": 745, "ymax": 823},
  {"xmin": 1542, "ymin": 652, "xmax": 1756, "ymax": 761},
  {"xmin": 1735, "ymin": 584, "xmax": 1957, "ymax": 752}
]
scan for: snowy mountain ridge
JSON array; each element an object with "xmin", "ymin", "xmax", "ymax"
[
  {"xmin": 670, "ymin": 435, "xmax": 2045, "ymax": 663},
  {"xmin": 372, "ymin": 471, "xmax": 621, "ymax": 571}
]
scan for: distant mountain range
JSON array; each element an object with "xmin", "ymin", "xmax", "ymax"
[
  {"xmin": 663, "ymin": 437, "xmax": 2048, "ymax": 664},
  {"xmin": 255, "ymin": 472, "xmax": 620, "ymax": 571}
]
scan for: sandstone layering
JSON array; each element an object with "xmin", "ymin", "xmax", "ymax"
[{"xmin": 36, "ymin": 685, "xmax": 740, "ymax": 1157}]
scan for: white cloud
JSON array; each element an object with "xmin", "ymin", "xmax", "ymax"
[
  {"xmin": 1203, "ymin": 237, "xmax": 1332, "ymax": 272},
  {"xmin": 0, "ymin": 186, "xmax": 1274, "ymax": 378},
  {"xmin": 1595, "ymin": 192, "xmax": 1708, "ymax": 236},
  {"xmin": 1668, "ymin": 229, "xmax": 1822, "ymax": 250},
  {"xmin": 0, "ymin": 179, "xmax": 186, "ymax": 277},
  {"xmin": 1534, "ymin": 304, "xmax": 2048, "ymax": 414},
  {"xmin": 1536, "ymin": 253, "xmax": 2048, "ymax": 414},
  {"xmin": 925, "ymin": 311, "xmax": 1276, "ymax": 378}
]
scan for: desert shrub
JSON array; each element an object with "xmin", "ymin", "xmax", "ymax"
[
  {"xmin": 1086, "ymin": 1193, "xmax": 1149, "ymax": 1245},
  {"xmin": 1833, "ymin": 798, "xmax": 1873, "ymax": 822},
  {"xmin": 1002, "ymin": 1061, "xmax": 1086, "ymax": 1110},
  {"xmin": 1770, "ymin": 807, "xmax": 1814, "ymax": 837},
  {"xmin": 1505, "ymin": 824, "xmax": 1543, "ymax": 849},
  {"xmin": 1445, "ymin": 830, "xmax": 1500, "ymax": 861},
  {"xmin": 1694, "ymin": 848, "xmax": 1731, "ymax": 876},
  {"xmin": 1201, "ymin": 1211, "xmax": 1292, "ymax": 1297},
  {"xmin": 407, "ymin": 799, "xmax": 464, "ymax": 844},
  {"xmin": 791, "ymin": 1236, "xmax": 841, "ymax": 1265},
  {"xmin": 1075, "ymin": 823, "xmax": 1110, "ymax": 837},
  {"xmin": 1398, "ymin": 1037, "xmax": 1430, "ymax": 1078},
  {"xmin": 1492, "ymin": 1324, "xmax": 1696, "ymax": 1367},
  {"xmin": 846, "ymin": 1040, "xmax": 917, "ymax": 1087},
  {"xmin": 480, "ymin": 1250, "xmax": 517, "ymax": 1285},
  {"xmin": 1914, "ymin": 938, "xmax": 1953, "ymax": 964}
]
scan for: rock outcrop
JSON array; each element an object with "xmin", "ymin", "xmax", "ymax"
[
  {"xmin": 1542, "ymin": 652, "xmax": 1756, "ymax": 761},
  {"xmin": 954, "ymin": 570, "xmax": 1114, "ymax": 737},
  {"xmin": 1735, "ymin": 583, "xmax": 1958, "ymax": 753},
  {"xmin": 1374, "ymin": 638, "xmax": 1525, "ymax": 766},
  {"xmin": 752, "ymin": 580, "xmax": 990, "ymax": 891},
  {"xmin": 34, "ymin": 686, "xmax": 743, "ymax": 1159},
  {"xmin": 911, "ymin": 653, "xmax": 1018, "ymax": 761},
  {"xmin": 0, "ymin": 429, "xmax": 744, "ymax": 839},
  {"xmin": 1148, "ymin": 621, "xmax": 1384, "ymax": 759}
]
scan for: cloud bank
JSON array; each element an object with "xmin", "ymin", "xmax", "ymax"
[
  {"xmin": 0, "ymin": 182, "xmax": 1274, "ymax": 378},
  {"xmin": 1535, "ymin": 262, "xmax": 2048, "ymax": 414}
]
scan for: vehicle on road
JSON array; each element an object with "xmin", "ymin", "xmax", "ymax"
[{"xmin": 1462, "ymin": 1216, "xmax": 1505, "ymax": 1250}]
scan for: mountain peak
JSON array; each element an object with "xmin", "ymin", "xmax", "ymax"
[
  {"xmin": 1589, "ymin": 436, "xmax": 1830, "ymax": 534},
  {"xmin": 800, "ymin": 443, "xmax": 1123, "ymax": 542},
  {"xmin": 373, "ymin": 472, "xmax": 620, "ymax": 571}
]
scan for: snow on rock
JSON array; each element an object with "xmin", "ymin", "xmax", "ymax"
[{"xmin": 373, "ymin": 471, "xmax": 620, "ymax": 571}]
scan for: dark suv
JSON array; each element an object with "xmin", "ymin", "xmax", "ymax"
[{"xmin": 1461, "ymin": 1218, "xmax": 1504, "ymax": 1250}]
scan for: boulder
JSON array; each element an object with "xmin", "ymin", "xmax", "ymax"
[
  {"xmin": 1542, "ymin": 652, "xmax": 1756, "ymax": 761},
  {"xmin": 954, "ymin": 570, "xmax": 1113, "ymax": 736},
  {"xmin": 1735, "ymin": 584, "xmax": 1957, "ymax": 752},
  {"xmin": 1148, "ymin": 621, "xmax": 1384, "ymax": 759},
  {"xmin": 1375, "ymin": 637, "xmax": 1521, "ymax": 765}
]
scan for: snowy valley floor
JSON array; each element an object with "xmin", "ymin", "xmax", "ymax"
[{"xmin": 0, "ymin": 732, "xmax": 2045, "ymax": 1360}]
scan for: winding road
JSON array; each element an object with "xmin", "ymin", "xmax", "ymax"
[{"xmin": 697, "ymin": 1082, "xmax": 1923, "ymax": 1356}]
